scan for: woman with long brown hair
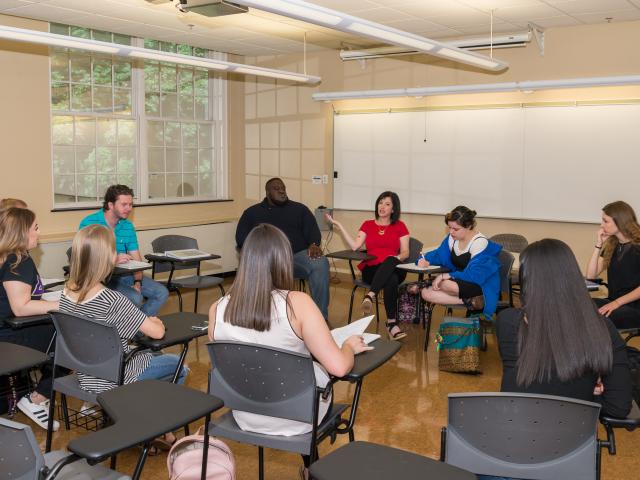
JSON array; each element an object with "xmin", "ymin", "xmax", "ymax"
[
  {"xmin": 586, "ymin": 201, "xmax": 640, "ymax": 328},
  {"xmin": 0, "ymin": 207, "xmax": 60, "ymax": 431},
  {"xmin": 208, "ymin": 223, "xmax": 371, "ymax": 437}
]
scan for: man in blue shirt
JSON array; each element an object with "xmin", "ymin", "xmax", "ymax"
[{"xmin": 79, "ymin": 185, "xmax": 168, "ymax": 315}]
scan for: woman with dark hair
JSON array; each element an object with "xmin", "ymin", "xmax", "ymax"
[
  {"xmin": 208, "ymin": 223, "xmax": 370, "ymax": 437},
  {"xmin": 412, "ymin": 206, "xmax": 501, "ymax": 318},
  {"xmin": 326, "ymin": 191, "xmax": 410, "ymax": 339},
  {"xmin": 586, "ymin": 201, "xmax": 640, "ymax": 329},
  {"xmin": 0, "ymin": 207, "xmax": 60, "ymax": 431},
  {"xmin": 497, "ymin": 239, "xmax": 631, "ymax": 418}
]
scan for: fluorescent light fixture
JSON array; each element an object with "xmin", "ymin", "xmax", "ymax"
[
  {"xmin": 312, "ymin": 75, "xmax": 640, "ymax": 102},
  {"xmin": 237, "ymin": 0, "xmax": 342, "ymax": 25},
  {"xmin": 231, "ymin": 0, "xmax": 508, "ymax": 72},
  {"xmin": 0, "ymin": 25, "xmax": 120, "ymax": 54},
  {"xmin": 0, "ymin": 25, "xmax": 320, "ymax": 84}
]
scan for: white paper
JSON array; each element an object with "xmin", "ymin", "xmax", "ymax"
[
  {"xmin": 164, "ymin": 249, "xmax": 210, "ymax": 260},
  {"xmin": 331, "ymin": 315, "xmax": 378, "ymax": 347},
  {"xmin": 117, "ymin": 260, "xmax": 151, "ymax": 270},
  {"xmin": 41, "ymin": 290, "xmax": 62, "ymax": 301},
  {"xmin": 396, "ymin": 263, "xmax": 442, "ymax": 271},
  {"xmin": 42, "ymin": 278, "xmax": 64, "ymax": 286}
]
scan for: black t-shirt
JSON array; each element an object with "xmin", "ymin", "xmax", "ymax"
[
  {"xmin": 496, "ymin": 308, "xmax": 632, "ymax": 418},
  {"xmin": 606, "ymin": 243, "xmax": 640, "ymax": 309},
  {"xmin": 0, "ymin": 253, "xmax": 44, "ymax": 321}
]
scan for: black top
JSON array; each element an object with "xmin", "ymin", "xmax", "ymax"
[
  {"xmin": 235, "ymin": 198, "xmax": 321, "ymax": 254},
  {"xmin": 496, "ymin": 308, "xmax": 632, "ymax": 418},
  {"xmin": 606, "ymin": 243, "xmax": 640, "ymax": 309},
  {"xmin": 0, "ymin": 254, "xmax": 44, "ymax": 323}
]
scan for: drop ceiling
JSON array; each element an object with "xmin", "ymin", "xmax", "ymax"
[{"xmin": 0, "ymin": 0, "xmax": 639, "ymax": 56}]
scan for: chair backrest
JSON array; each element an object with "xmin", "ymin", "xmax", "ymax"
[
  {"xmin": 207, "ymin": 341, "xmax": 317, "ymax": 424},
  {"xmin": 490, "ymin": 233, "xmax": 528, "ymax": 253},
  {"xmin": 0, "ymin": 417, "xmax": 44, "ymax": 480},
  {"xmin": 497, "ymin": 249, "xmax": 515, "ymax": 297},
  {"xmin": 407, "ymin": 237, "xmax": 424, "ymax": 264},
  {"xmin": 50, "ymin": 311, "xmax": 125, "ymax": 384},
  {"xmin": 151, "ymin": 234, "xmax": 200, "ymax": 273},
  {"xmin": 66, "ymin": 246, "xmax": 72, "ymax": 262},
  {"xmin": 445, "ymin": 392, "xmax": 601, "ymax": 480}
]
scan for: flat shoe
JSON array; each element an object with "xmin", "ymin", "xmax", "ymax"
[
  {"xmin": 151, "ymin": 435, "xmax": 177, "ymax": 451},
  {"xmin": 361, "ymin": 296, "xmax": 373, "ymax": 315},
  {"xmin": 387, "ymin": 324, "xmax": 407, "ymax": 340}
]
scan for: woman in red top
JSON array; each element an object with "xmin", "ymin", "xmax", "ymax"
[{"xmin": 327, "ymin": 191, "xmax": 410, "ymax": 339}]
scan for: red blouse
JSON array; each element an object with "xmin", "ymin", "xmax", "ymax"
[{"xmin": 358, "ymin": 220, "xmax": 409, "ymax": 270}]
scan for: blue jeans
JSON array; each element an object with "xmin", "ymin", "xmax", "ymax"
[
  {"xmin": 108, "ymin": 275, "xmax": 169, "ymax": 316},
  {"xmin": 136, "ymin": 354, "xmax": 188, "ymax": 384},
  {"xmin": 293, "ymin": 250, "xmax": 330, "ymax": 320}
]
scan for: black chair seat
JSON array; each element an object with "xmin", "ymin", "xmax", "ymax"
[
  {"xmin": 309, "ymin": 441, "xmax": 476, "ymax": 480},
  {"xmin": 54, "ymin": 374, "xmax": 100, "ymax": 404},
  {"xmin": 168, "ymin": 275, "xmax": 224, "ymax": 289},
  {"xmin": 210, "ymin": 403, "xmax": 349, "ymax": 455}
]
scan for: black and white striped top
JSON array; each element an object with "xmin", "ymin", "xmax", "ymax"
[{"xmin": 59, "ymin": 288, "xmax": 152, "ymax": 394}]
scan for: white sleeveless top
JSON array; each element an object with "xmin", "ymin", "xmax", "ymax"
[{"xmin": 214, "ymin": 290, "xmax": 331, "ymax": 436}]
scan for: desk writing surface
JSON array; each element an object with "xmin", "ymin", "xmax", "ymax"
[
  {"xmin": 0, "ymin": 342, "xmax": 50, "ymax": 375},
  {"xmin": 341, "ymin": 338, "xmax": 401, "ymax": 381},
  {"xmin": 145, "ymin": 252, "xmax": 221, "ymax": 263},
  {"xmin": 325, "ymin": 250, "xmax": 375, "ymax": 262},
  {"xmin": 3, "ymin": 314, "xmax": 52, "ymax": 329},
  {"xmin": 135, "ymin": 312, "xmax": 208, "ymax": 350}
]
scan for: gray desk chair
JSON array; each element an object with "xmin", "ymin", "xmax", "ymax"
[
  {"xmin": 441, "ymin": 392, "xmax": 603, "ymax": 480},
  {"xmin": 45, "ymin": 311, "xmax": 154, "ymax": 453},
  {"xmin": 150, "ymin": 235, "xmax": 225, "ymax": 312},
  {"xmin": 206, "ymin": 341, "xmax": 351, "ymax": 480},
  {"xmin": 309, "ymin": 441, "xmax": 475, "ymax": 480},
  {"xmin": 0, "ymin": 417, "xmax": 129, "ymax": 480},
  {"xmin": 490, "ymin": 233, "xmax": 528, "ymax": 303}
]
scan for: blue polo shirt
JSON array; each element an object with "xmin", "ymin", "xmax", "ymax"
[{"xmin": 79, "ymin": 209, "xmax": 139, "ymax": 254}]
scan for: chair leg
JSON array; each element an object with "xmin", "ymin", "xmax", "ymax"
[
  {"xmin": 218, "ymin": 284, "xmax": 225, "ymax": 297},
  {"xmin": 61, "ymin": 394, "xmax": 70, "ymax": 430},
  {"xmin": 374, "ymin": 294, "xmax": 380, "ymax": 333},
  {"xmin": 45, "ymin": 391, "xmax": 56, "ymax": 452},
  {"xmin": 176, "ymin": 290, "xmax": 183, "ymax": 312},
  {"xmin": 258, "ymin": 446, "xmax": 264, "ymax": 480},
  {"xmin": 347, "ymin": 286, "xmax": 358, "ymax": 324},
  {"xmin": 110, "ymin": 454, "xmax": 117, "ymax": 470},
  {"xmin": 194, "ymin": 288, "xmax": 199, "ymax": 313}
]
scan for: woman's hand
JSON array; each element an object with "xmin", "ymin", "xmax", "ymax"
[
  {"xmin": 432, "ymin": 273, "xmax": 448, "ymax": 291},
  {"xmin": 325, "ymin": 213, "xmax": 337, "ymax": 226},
  {"xmin": 598, "ymin": 299, "xmax": 621, "ymax": 317},
  {"xmin": 344, "ymin": 335, "xmax": 374, "ymax": 355},
  {"xmin": 417, "ymin": 258, "xmax": 430, "ymax": 267},
  {"xmin": 593, "ymin": 377, "xmax": 604, "ymax": 396},
  {"xmin": 596, "ymin": 227, "xmax": 609, "ymax": 247}
]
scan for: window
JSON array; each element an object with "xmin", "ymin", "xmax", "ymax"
[{"xmin": 50, "ymin": 24, "xmax": 227, "ymax": 207}]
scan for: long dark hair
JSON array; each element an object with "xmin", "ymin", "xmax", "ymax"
[
  {"xmin": 374, "ymin": 191, "xmax": 401, "ymax": 224},
  {"xmin": 516, "ymin": 238, "xmax": 612, "ymax": 386},
  {"xmin": 445, "ymin": 205, "xmax": 477, "ymax": 229},
  {"xmin": 601, "ymin": 201, "xmax": 640, "ymax": 268},
  {"xmin": 224, "ymin": 224, "xmax": 295, "ymax": 331}
]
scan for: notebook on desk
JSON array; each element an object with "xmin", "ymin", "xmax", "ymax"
[
  {"xmin": 397, "ymin": 263, "xmax": 442, "ymax": 271},
  {"xmin": 164, "ymin": 249, "xmax": 210, "ymax": 260},
  {"xmin": 118, "ymin": 260, "xmax": 151, "ymax": 270},
  {"xmin": 331, "ymin": 315, "xmax": 380, "ymax": 348}
]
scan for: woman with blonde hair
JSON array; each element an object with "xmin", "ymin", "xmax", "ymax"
[
  {"xmin": 60, "ymin": 224, "xmax": 188, "ymax": 395},
  {"xmin": 0, "ymin": 207, "xmax": 60, "ymax": 431},
  {"xmin": 586, "ymin": 201, "xmax": 640, "ymax": 328},
  {"xmin": 0, "ymin": 198, "xmax": 28, "ymax": 211}
]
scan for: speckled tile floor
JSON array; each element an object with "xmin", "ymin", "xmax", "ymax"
[{"xmin": 21, "ymin": 277, "xmax": 640, "ymax": 479}]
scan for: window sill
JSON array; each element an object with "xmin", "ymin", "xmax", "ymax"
[{"xmin": 51, "ymin": 198, "xmax": 234, "ymax": 212}]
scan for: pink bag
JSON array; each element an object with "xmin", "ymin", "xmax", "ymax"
[{"xmin": 167, "ymin": 427, "xmax": 235, "ymax": 480}]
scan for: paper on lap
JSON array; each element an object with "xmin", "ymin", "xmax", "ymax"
[
  {"xmin": 331, "ymin": 315, "xmax": 380, "ymax": 348},
  {"xmin": 396, "ymin": 263, "xmax": 442, "ymax": 271}
]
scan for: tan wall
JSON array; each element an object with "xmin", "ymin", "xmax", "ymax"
[
  {"xmin": 242, "ymin": 19, "xmax": 640, "ymax": 268},
  {"xmin": 0, "ymin": 14, "xmax": 246, "ymax": 244}
]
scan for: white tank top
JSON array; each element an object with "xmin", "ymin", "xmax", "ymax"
[{"xmin": 214, "ymin": 290, "xmax": 331, "ymax": 436}]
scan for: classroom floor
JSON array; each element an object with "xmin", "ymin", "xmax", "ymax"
[{"xmin": 23, "ymin": 276, "xmax": 640, "ymax": 480}]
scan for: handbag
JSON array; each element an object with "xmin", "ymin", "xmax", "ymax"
[
  {"xmin": 436, "ymin": 316, "xmax": 482, "ymax": 373},
  {"xmin": 167, "ymin": 426, "xmax": 235, "ymax": 480}
]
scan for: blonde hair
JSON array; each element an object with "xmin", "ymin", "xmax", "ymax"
[
  {"xmin": 601, "ymin": 201, "xmax": 640, "ymax": 268},
  {"xmin": 67, "ymin": 225, "xmax": 116, "ymax": 302},
  {"xmin": 0, "ymin": 198, "xmax": 28, "ymax": 211},
  {"xmin": 0, "ymin": 208, "xmax": 36, "ymax": 273}
]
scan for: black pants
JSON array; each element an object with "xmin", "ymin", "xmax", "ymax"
[
  {"xmin": 361, "ymin": 257, "xmax": 407, "ymax": 321},
  {"xmin": 0, "ymin": 324, "xmax": 57, "ymax": 398},
  {"xmin": 593, "ymin": 298, "xmax": 640, "ymax": 329}
]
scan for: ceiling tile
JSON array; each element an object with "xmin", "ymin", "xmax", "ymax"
[
  {"xmin": 572, "ymin": 9, "xmax": 640, "ymax": 23},
  {"xmin": 545, "ymin": 0, "xmax": 633, "ymax": 14},
  {"xmin": 0, "ymin": 0, "xmax": 33, "ymax": 11},
  {"xmin": 492, "ymin": 3, "xmax": 566, "ymax": 22},
  {"xmin": 527, "ymin": 15, "xmax": 581, "ymax": 27}
]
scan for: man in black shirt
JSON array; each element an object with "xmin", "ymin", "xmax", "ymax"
[{"xmin": 236, "ymin": 178, "xmax": 330, "ymax": 319}]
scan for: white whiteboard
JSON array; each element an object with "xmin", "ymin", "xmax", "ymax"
[{"xmin": 333, "ymin": 104, "xmax": 640, "ymax": 223}]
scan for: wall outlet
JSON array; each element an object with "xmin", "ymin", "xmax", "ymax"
[
  {"xmin": 311, "ymin": 175, "xmax": 322, "ymax": 185},
  {"xmin": 322, "ymin": 174, "xmax": 329, "ymax": 184}
]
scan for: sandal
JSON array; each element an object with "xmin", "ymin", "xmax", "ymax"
[
  {"xmin": 387, "ymin": 322, "xmax": 407, "ymax": 340},
  {"xmin": 361, "ymin": 294, "xmax": 374, "ymax": 315},
  {"xmin": 151, "ymin": 433, "xmax": 177, "ymax": 452},
  {"xmin": 463, "ymin": 295, "xmax": 484, "ymax": 311}
]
